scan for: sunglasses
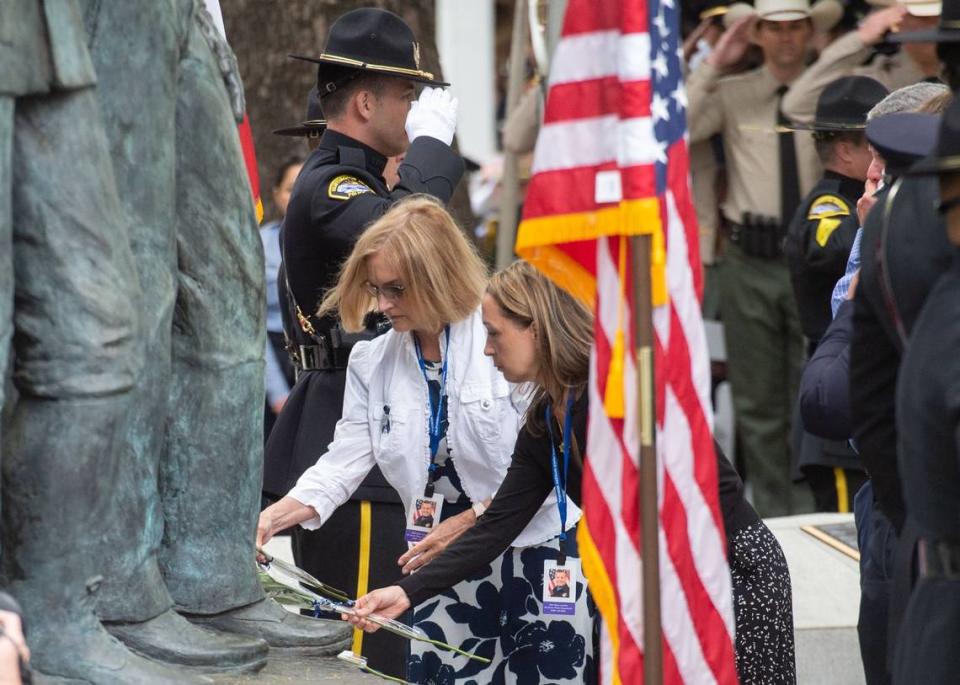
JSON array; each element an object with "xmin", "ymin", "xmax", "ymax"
[{"xmin": 365, "ymin": 282, "xmax": 406, "ymax": 302}]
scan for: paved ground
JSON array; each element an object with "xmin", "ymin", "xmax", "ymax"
[{"xmin": 211, "ymin": 654, "xmax": 382, "ymax": 684}]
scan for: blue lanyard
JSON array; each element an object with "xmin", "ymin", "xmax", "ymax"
[
  {"xmin": 413, "ymin": 326, "xmax": 451, "ymax": 472},
  {"xmin": 546, "ymin": 393, "xmax": 575, "ymax": 544}
]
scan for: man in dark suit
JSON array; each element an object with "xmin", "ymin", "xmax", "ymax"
[
  {"xmin": 851, "ymin": 102, "xmax": 953, "ymax": 685},
  {"xmin": 889, "ymin": 95, "xmax": 960, "ymax": 685}
]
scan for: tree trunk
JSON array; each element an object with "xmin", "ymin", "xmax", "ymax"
[{"xmin": 221, "ymin": 0, "xmax": 473, "ymax": 229}]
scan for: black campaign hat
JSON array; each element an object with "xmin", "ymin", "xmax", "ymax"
[
  {"xmin": 908, "ymin": 96, "xmax": 960, "ymax": 174},
  {"xmin": 273, "ymin": 87, "xmax": 327, "ymax": 138},
  {"xmin": 783, "ymin": 76, "xmax": 889, "ymax": 131},
  {"xmin": 290, "ymin": 8, "xmax": 448, "ymax": 90},
  {"xmin": 866, "ymin": 112, "xmax": 940, "ymax": 176},
  {"xmin": 888, "ymin": 0, "xmax": 960, "ymax": 43}
]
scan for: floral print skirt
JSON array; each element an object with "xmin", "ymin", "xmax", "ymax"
[{"xmin": 408, "ymin": 531, "xmax": 599, "ymax": 684}]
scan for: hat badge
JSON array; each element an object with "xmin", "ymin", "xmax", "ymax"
[{"xmin": 413, "ymin": 42, "xmax": 421, "ymax": 70}]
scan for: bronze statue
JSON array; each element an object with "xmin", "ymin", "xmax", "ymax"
[{"xmin": 1, "ymin": 0, "xmax": 349, "ymax": 680}]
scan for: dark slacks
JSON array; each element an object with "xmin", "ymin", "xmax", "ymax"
[
  {"xmin": 854, "ymin": 482, "xmax": 897, "ymax": 685},
  {"xmin": 293, "ymin": 500, "xmax": 409, "ymax": 678}
]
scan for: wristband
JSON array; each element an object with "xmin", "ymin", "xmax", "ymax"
[{"xmin": 471, "ymin": 501, "xmax": 487, "ymax": 518}]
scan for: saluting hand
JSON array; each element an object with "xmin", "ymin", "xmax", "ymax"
[
  {"xmin": 398, "ymin": 508, "xmax": 476, "ymax": 574},
  {"xmin": 405, "ymin": 87, "xmax": 459, "ymax": 146},
  {"xmin": 344, "ymin": 586, "xmax": 411, "ymax": 634},
  {"xmin": 858, "ymin": 6, "xmax": 908, "ymax": 45},
  {"xmin": 706, "ymin": 16, "xmax": 756, "ymax": 71}
]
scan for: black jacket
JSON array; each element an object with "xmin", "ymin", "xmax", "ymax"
[
  {"xmin": 785, "ymin": 171, "xmax": 863, "ymax": 343},
  {"xmin": 851, "ymin": 176, "xmax": 952, "ymax": 532},
  {"xmin": 799, "ymin": 299, "xmax": 854, "ymax": 441},
  {"xmin": 281, "ymin": 130, "xmax": 465, "ymax": 346}
]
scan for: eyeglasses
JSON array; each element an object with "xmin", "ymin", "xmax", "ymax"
[{"xmin": 365, "ymin": 282, "xmax": 406, "ymax": 302}]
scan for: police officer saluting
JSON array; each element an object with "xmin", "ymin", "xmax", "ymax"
[{"xmin": 262, "ymin": 8, "xmax": 464, "ymax": 673}]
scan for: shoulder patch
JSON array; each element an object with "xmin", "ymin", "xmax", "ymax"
[
  {"xmin": 328, "ymin": 174, "xmax": 374, "ymax": 201},
  {"xmin": 807, "ymin": 194, "xmax": 851, "ymax": 248},
  {"xmin": 807, "ymin": 194, "xmax": 851, "ymax": 220}
]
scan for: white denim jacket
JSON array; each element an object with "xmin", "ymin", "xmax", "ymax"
[{"xmin": 289, "ymin": 308, "xmax": 582, "ymax": 548}]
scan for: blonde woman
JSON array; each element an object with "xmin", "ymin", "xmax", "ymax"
[{"xmin": 257, "ymin": 198, "xmax": 591, "ymax": 684}]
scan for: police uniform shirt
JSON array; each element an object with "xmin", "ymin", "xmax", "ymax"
[
  {"xmin": 785, "ymin": 171, "xmax": 863, "ymax": 341},
  {"xmin": 782, "ymin": 31, "xmax": 925, "ymax": 126},
  {"xmin": 281, "ymin": 128, "xmax": 464, "ymax": 344},
  {"xmin": 688, "ymin": 61, "xmax": 821, "ymax": 224}
]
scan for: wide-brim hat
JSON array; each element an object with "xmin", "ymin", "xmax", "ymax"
[
  {"xmin": 868, "ymin": 0, "xmax": 942, "ymax": 18},
  {"xmin": 273, "ymin": 87, "xmax": 327, "ymax": 138},
  {"xmin": 783, "ymin": 75, "xmax": 889, "ymax": 130},
  {"xmin": 885, "ymin": 0, "xmax": 958, "ymax": 43},
  {"xmin": 724, "ymin": 0, "xmax": 845, "ymax": 32},
  {"xmin": 866, "ymin": 112, "xmax": 940, "ymax": 175},
  {"xmin": 291, "ymin": 8, "xmax": 448, "ymax": 88},
  {"xmin": 908, "ymin": 96, "xmax": 960, "ymax": 173}
]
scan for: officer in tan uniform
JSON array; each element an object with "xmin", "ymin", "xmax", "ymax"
[
  {"xmin": 782, "ymin": 1, "xmax": 942, "ymax": 124},
  {"xmin": 688, "ymin": 0, "xmax": 841, "ymax": 516},
  {"xmin": 684, "ymin": 1, "xmax": 735, "ymax": 316}
]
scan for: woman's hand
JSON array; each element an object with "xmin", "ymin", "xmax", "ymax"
[
  {"xmin": 344, "ymin": 586, "xmax": 411, "ymax": 633},
  {"xmin": 256, "ymin": 510, "xmax": 276, "ymax": 563},
  {"xmin": 255, "ymin": 496, "xmax": 318, "ymax": 563},
  {"xmin": 398, "ymin": 508, "xmax": 477, "ymax": 574}
]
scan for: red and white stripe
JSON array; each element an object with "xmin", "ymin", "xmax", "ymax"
[{"xmin": 525, "ymin": 0, "xmax": 739, "ymax": 682}]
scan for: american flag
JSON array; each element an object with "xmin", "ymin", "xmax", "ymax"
[{"xmin": 515, "ymin": 0, "xmax": 737, "ymax": 682}]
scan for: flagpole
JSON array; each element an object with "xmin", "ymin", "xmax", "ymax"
[
  {"xmin": 495, "ymin": 0, "xmax": 529, "ymax": 270},
  {"xmin": 631, "ymin": 233, "xmax": 662, "ymax": 685}
]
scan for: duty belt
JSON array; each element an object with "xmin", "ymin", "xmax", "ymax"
[
  {"xmin": 918, "ymin": 537, "xmax": 960, "ymax": 581},
  {"xmin": 726, "ymin": 212, "xmax": 786, "ymax": 259},
  {"xmin": 297, "ymin": 343, "xmax": 336, "ymax": 372},
  {"xmin": 290, "ymin": 325, "xmax": 383, "ymax": 375}
]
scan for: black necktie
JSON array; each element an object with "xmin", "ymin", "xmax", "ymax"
[{"xmin": 777, "ymin": 85, "xmax": 801, "ymax": 225}]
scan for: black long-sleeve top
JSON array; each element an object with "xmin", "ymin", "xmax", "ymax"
[
  {"xmin": 799, "ymin": 299, "xmax": 854, "ymax": 441},
  {"xmin": 398, "ymin": 391, "xmax": 758, "ymax": 606}
]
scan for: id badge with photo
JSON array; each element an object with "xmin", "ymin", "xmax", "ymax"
[
  {"xmin": 405, "ymin": 493, "xmax": 444, "ymax": 543},
  {"xmin": 543, "ymin": 558, "xmax": 579, "ymax": 616}
]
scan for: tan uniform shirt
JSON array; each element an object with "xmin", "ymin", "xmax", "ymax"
[
  {"xmin": 688, "ymin": 62, "xmax": 821, "ymax": 225},
  {"xmin": 781, "ymin": 31, "xmax": 925, "ymax": 125}
]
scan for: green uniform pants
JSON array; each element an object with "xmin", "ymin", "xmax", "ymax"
[{"xmin": 719, "ymin": 242, "xmax": 813, "ymax": 517}]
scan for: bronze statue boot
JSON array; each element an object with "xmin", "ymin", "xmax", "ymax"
[
  {"xmin": 1, "ymin": 397, "xmax": 214, "ymax": 684},
  {"xmin": 183, "ymin": 596, "xmax": 353, "ymax": 656},
  {"xmin": 105, "ymin": 607, "xmax": 268, "ymax": 673}
]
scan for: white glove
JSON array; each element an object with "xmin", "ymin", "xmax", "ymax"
[{"xmin": 405, "ymin": 87, "xmax": 459, "ymax": 146}]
